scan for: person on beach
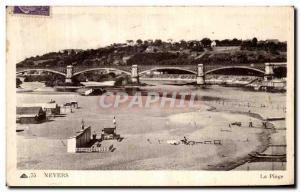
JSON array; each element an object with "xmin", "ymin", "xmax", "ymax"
[
  {"xmin": 183, "ymin": 136, "xmax": 187, "ymax": 142},
  {"xmin": 249, "ymin": 120, "xmax": 253, "ymax": 128},
  {"xmin": 262, "ymin": 121, "xmax": 267, "ymax": 129},
  {"xmin": 81, "ymin": 119, "xmax": 85, "ymax": 130}
]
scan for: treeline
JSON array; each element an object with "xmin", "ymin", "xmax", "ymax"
[
  {"xmin": 16, "ymin": 37, "xmax": 287, "ymax": 68},
  {"xmin": 240, "ymin": 38, "xmax": 287, "ymax": 53},
  {"xmin": 215, "ymin": 38, "xmax": 286, "ymax": 52},
  {"xmin": 74, "ymin": 72, "xmax": 117, "ymax": 82},
  {"xmin": 194, "ymin": 50, "xmax": 286, "ymax": 65},
  {"xmin": 127, "ymin": 52, "xmax": 192, "ymax": 66},
  {"xmin": 23, "ymin": 75, "xmax": 66, "ymax": 87}
]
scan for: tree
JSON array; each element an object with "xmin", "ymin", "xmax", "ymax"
[
  {"xmin": 16, "ymin": 78, "xmax": 22, "ymax": 88},
  {"xmin": 200, "ymin": 38, "xmax": 212, "ymax": 48},
  {"xmin": 143, "ymin": 40, "xmax": 149, "ymax": 46},
  {"xmin": 232, "ymin": 38, "xmax": 242, "ymax": 46},
  {"xmin": 180, "ymin": 40, "xmax": 187, "ymax": 48},
  {"xmin": 153, "ymin": 39, "xmax": 162, "ymax": 46},
  {"xmin": 251, "ymin": 37, "xmax": 258, "ymax": 46},
  {"xmin": 126, "ymin": 40, "xmax": 134, "ymax": 46},
  {"xmin": 136, "ymin": 39, "xmax": 143, "ymax": 45}
]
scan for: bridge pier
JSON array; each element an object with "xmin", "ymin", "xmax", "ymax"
[
  {"xmin": 196, "ymin": 64, "xmax": 205, "ymax": 86},
  {"xmin": 131, "ymin": 65, "xmax": 139, "ymax": 84},
  {"xmin": 264, "ymin": 63, "xmax": 274, "ymax": 81},
  {"xmin": 65, "ymin": 65, "xmax": 74, "ymax": 83}
]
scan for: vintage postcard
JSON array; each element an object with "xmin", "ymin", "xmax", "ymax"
[{"xmin": 6, "ymin": 6, "xmax": 294, "ymax": 186}]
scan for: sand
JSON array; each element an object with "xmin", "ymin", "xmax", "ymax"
[{"xmin": 16, "ymin": 85, "xmax": 286, "ymax": 170}]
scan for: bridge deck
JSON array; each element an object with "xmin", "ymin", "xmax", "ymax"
[{"xmin": 16, "ymin": 63, "xmax": 270, "ymax": 76}]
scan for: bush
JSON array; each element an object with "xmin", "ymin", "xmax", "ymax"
[{"xmin": 16, "ymin": 78, "xmax": 22, "ymax": 88}]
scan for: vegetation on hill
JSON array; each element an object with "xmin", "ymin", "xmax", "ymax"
[
  {"xmin": 16, "ymin": 37, "xmax": 287, "ymax": 87},
  {"xmin": 17, "ymin": 38, "xmax": 287, "ymax": 69}
]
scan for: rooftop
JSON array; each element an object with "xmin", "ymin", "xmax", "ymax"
[
  {"xmin": 18, "ymin": 103, "xmax": 58, "ymax": 109},
  {"xmin": 16, "ymin": 106, "xmax": 43, "ymax": 115}
]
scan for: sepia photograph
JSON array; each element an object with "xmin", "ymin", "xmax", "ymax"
[{"xmin": 6, "ymin": 6, "xmax": 294, "ymax": 186}]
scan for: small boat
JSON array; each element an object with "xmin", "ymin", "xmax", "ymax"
[{"xmin": 78, "ymin": 88, "xmax": 93, "ymax": 96}]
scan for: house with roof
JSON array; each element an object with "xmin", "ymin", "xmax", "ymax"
[
  {"xmin": 211, "ymin": 40, "xmax": 217, "ymax": 47},
  {"xmin": 145, "ymin": 46, "xmax": 163, "ymax": 53},
  {"xmin": 67, "ymin": 125, "xmax": 92, "ymax": 153},
  {"xmin": 18, "ymin": 103, "xmax": 60, "ymax": 116},
  {"xmin": 16, "ymin": 107, "xmax": 46, "ymax": 124}
]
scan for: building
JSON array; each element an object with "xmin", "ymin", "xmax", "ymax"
[
  {"xmin": 18, "ymin": 103, "xmax": 60, "ymax": 116},
  {"xmin": 101, "ymin": 127, "xmax": 120, "ymax": 140},
  {"xmin": 122, "ymin": 56, "xmax": 131, "ymax": 64},
  {"xmin": 211, "ymin": 40, "xmax": 217, "ymax": 47},
  {"xmin": 16, "ymin": 107, "xmax": 46, "ymax": 124},
  {"xmin": 145, "ymin": 46, "xmax": 163, "ymax": 53},
  {"xmin": 267, "ymin": 79, "xmax": 287, "ymax": 88},
  {"xmin": 265, "ymin": 39, "xmax": 280, "ymax": 44},
  {"xmin": 67, "ymin": 126, "xmax": 91, "ymax": 153}
]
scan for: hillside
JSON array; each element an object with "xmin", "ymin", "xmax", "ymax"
[{"xmin": 16, "ymin": 38, "xmax": 287, "ymax": 68}]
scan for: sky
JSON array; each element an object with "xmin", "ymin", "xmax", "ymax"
[{"xmin": 7, "ymin": 6, "xmax": 293, "ymax": 63}]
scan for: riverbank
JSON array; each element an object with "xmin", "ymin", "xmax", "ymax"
[
  {"xmin": 16, "ymin": 84, "xmax": 280, "ymax": 170},
  {"xmin": 196, "ymin": 86, "xmax": 286, "ymax": 170}
]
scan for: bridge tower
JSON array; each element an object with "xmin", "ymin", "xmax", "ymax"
[
  {"xmin": 131, "ymin": 65, "xmax": 139, "ymax": 84},
  {"xmin": 65, "ymin": 65, "xmax": 74, "ymax": 83},
  {"xmin": 196, "ymin": 64, "xmax": 205, "ymax": 86},
  {"xmin": 264, "ymin": 63, "xmax": 274, "ymax": 81}
]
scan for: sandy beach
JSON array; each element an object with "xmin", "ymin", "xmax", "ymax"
[{"xmin": 16, "ymin": 84, "xmax": 286, "ymax": 170}]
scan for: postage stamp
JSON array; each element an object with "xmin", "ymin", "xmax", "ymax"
[
  {"xmin": 13, "ymin": 6, "xmax": 50, "ymax": 16},
  {"xmin": 6, "ymin": 6, "xmax": 294, "ymax": 186}
]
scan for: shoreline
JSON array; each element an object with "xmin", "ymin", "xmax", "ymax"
[
  {"xmin": 204, "ymin": 103, "xmax": 281, "ymax": 170},
  {"xmin": 206, "ymin": 128, "xmax": 272, "ymax": 171},
  {"xmin": 16, "ymin": 86, "xmax": 285, "ymax": 170}
]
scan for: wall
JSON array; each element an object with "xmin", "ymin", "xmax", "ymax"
[
  {"xmin": 67, "ymin": 137, "xmax": 76, "ymax": 153},
  {"xmin": 19, "ymin": 116, "xmax": 38, "ymax": 124},
  {"xmin": 212, "ymin": 46, "xmax": 241, "ymax": 51},
  {"xmin": 67, "ymin": 126, "xmax": 91, "ymax": 153},
  {"xmin": 76, "ymin": 126, "xmax": 91, "ymax": 148}
]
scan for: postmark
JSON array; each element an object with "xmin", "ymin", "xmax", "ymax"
[{"xmin": 13, "ymin": 6, "xmax": 50, "ymax": 16}]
